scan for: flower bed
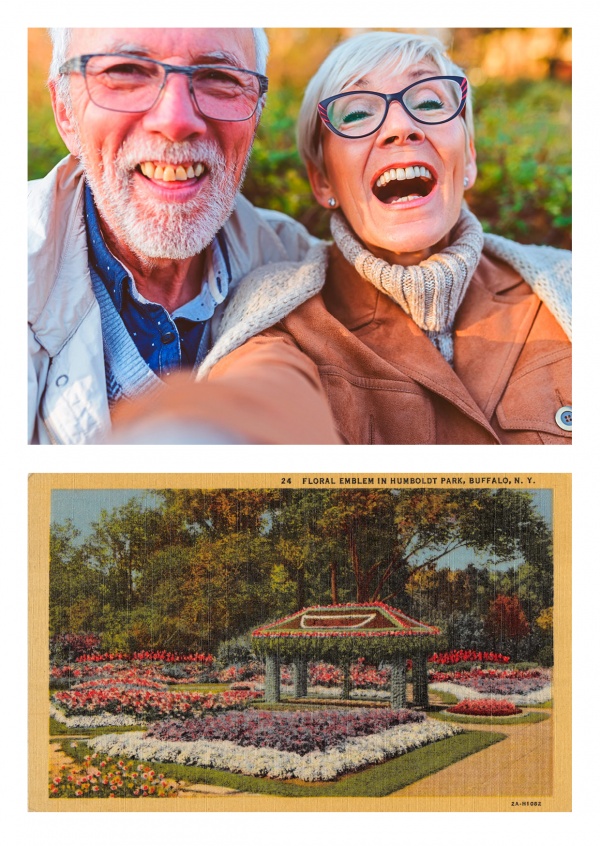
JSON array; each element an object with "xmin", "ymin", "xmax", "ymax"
[
  {"xmin": 51, "ymin": 659, "xmax": 219, "ymax": 686},
  {"xmin": 429, "ymin": 668, "xmax": 551, "ymax": 705},
  {"xmin": 146, "ymin": 708, "xmax": 422, "ymax": 754},
  {"xmin": 89, "ymin": 718, "xmax": 462, "ymax": 782},
  {"xmin": 429, "ymin": 650, "xmax": 511, "ymax": 665},
  {"xmin": 280, "ymin": 684, "xmax": 390, "ymax": 701},
  {"xmin": 50, "ymin": 751, "xmax": 177, "ymax": 798},
  {"xmin": 447, "ymin": 699, "xmax": 522, "ymax": 717},
  {"xmin": 52, "ymin": 683, "xmax": 261, "ymax": 724},
  {"xmin": 50, "ymin": 703, "xmax": 140, "ymax": 728},
  {"xmin": 76, "ymin": 650, "xmax": 214, "ymax": 665}
]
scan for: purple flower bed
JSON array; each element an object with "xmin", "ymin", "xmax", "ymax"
[
  {"xmin": 465, "ymin": 677, "xmax": 548, "ymax": 696},
  {"xmin": 146, "ymin": 708, "xmax": 424, "ymax": 756}
]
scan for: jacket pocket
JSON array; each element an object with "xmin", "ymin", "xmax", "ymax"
[
  {"xmin": 319, "ymin": 366, "xmax": 435, "ymax": 444},
  {"xmin": 495, "ymin": 350, "xmax": 571, "ymax": 443}
]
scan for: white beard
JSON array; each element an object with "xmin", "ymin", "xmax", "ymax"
[{"xmin": 77, "ymin": 134, "xmax": 250, "ymax": 261}]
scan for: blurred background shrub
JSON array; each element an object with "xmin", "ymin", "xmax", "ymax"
[{"xmin": 29, "ymin": 27, "xmax": 571, "ymax": 248}]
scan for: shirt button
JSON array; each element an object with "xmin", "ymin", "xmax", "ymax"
[
  {"xmin": 161, "ymin": 332, "xmax": 176, "ymax": 345},
  {"xmin": 555, "ymin": 406, "xmax": 572, "ymax": 431}
]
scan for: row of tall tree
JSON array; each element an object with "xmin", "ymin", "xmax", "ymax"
[{"xmin": 50, "ymin": 488, "xmax": 553, "ymax": 663}]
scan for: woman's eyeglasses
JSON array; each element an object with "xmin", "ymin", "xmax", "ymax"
[{"xmin": 318, "ymin": 76, "xmax": 468, "ymax": 139}]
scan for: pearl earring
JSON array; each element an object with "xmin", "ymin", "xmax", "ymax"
[
  {"xmin": 328, "ymin": 197, "xmax": 337, "ymax": 208},
  {"xmin": 463, "ymin": 177, "xmax": 469, "ymax": 188}
]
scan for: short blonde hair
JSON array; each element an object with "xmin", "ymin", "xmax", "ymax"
[{"xmin": 297, "ymin": 30, "xmax": 474, "ymax": 172}]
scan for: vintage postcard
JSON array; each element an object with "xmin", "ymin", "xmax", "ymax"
[{"xmin": 29, "ymin": 473, "xmax": 571, "ymax": 811}]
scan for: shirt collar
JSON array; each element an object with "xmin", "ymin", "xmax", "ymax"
[{"xmin": 84, "ymin": 183, "xmax": 230, "ymax": 319}]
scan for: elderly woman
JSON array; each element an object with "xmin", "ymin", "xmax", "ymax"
[{"xmin": 117, "ymin": 31, "xmax": 572, "ymax": 445}]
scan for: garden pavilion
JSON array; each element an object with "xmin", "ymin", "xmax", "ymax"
[{"xmin": 252, "ymin": 602, "xmax": 440, "ymax": 709}]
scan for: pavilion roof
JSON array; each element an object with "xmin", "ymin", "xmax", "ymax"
[{"xmin": 252, "ymin": 602, "xmax": 440, "ymax": 640}]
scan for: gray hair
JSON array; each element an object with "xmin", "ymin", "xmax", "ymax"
[
  {"xmin": 48, "ymin": 27, "xmax": 269, "ymax": 109},
  {"xmin": 297, "ymin": 30, "xmax": 474, "ymax": 173}
]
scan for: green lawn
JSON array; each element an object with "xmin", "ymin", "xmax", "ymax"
[
  {"xmin": 61, "ymin": 730, "xmax": 505, "ymax": 798},
  {"xmin": 50, "ymin": 717, "xmax": 147, "ymax": 737}
]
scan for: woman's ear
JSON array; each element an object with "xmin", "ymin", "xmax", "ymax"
[
  {"xmin": 464, "ymin": 136, "xmax": 477, "ymax": 190},
  {"xmin": 49, "ymin": 80, "xmax": 80, "ymax": 156},
  {"xmin": 306, "ymin": 159, "xmax": 337, "ymax": 210}
]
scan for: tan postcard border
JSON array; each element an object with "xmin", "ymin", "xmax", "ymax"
[{"xmin": 29, "ymin": 472, "xmax": 571, "ymax": 812}]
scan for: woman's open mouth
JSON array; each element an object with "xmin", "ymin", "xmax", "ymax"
[{"xmin": 372, "ymin": 165, "xmax": 435, "ymax": 204}]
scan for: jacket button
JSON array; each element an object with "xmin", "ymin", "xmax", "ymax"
[
  {"xmin": 55, "ymin": 374, "xmax": 69, "ymax": 387},
  {"xmin": 555, "ymin": 406, "xmax": 572, "ymax": 431},
  {"xmin": 161, "ymin": 332, "xmax": 176, "ymax": 345}
]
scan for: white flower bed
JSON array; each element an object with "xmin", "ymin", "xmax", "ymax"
[
  {"xmin": 430, "ymin": 682, "xmax": 552, "ymax": 706},
  {"xmin": 279, "ymin": 684, "xmax": 390, "ymax": 701},
  {"xmin": 89, "ymin": 719, "xmax": 462, "ymax": 782},
  {"xmin": 50, "ymin": 703, "xmax": 140, "ymax": 728}
]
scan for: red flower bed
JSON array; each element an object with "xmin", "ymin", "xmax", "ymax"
[
  {"xmin": 429, "ymin": 650, "xmax": 511, "ymax": 665},
  {"xmin": 447, "ymin": 699, "xmax": 522, "ymax": 717},
  {"xmin": 76, "ymin": 650, "xmax": 214, "ymax": 665}
]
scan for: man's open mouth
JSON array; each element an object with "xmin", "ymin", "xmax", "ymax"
[
  {"xmin": 372, "ymin": 165, "xmax": 435, "ymax": 204},
  {"xmin": 138, "ymin": 161, "xmax": 206, "ymax": 182}
]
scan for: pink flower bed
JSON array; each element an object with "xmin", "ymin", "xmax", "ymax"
[
  {"xmin": 53, "ymin": 683, "xmax": 260, "ymax": 721},
  {"xmin": 52, "ymin": 659, "xmax": 215, "ymax": 685},
  {"xmin": 76, "ymin": 650, "xmax": 214, "ymax": 664},
  {"xmin": 447, "ymin": 699, "xmax": 522, "ymax": 717},
  {"xmin": 146, "ymin": 708, "xmax": 424, "ymax": 755}
]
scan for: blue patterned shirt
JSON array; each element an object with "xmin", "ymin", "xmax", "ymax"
[{"xmin": 84, "ymin": 184, "xmax": 231, "ymax": 376}]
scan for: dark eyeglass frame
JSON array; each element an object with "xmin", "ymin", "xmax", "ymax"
[
  {"xmin": 318, "ymin": 75, "xmax": 468, "ymax": 139},
  {"xmin": 58, "ymin": 53, "xmax": 269, "ymax": 121}
]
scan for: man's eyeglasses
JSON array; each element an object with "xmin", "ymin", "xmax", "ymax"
[
  {"xmin": 59, "ymin": 53, "xmax": 269, "ymax": 122},
  {"xmin": 318, "ymin": 76, "xmax": 468, "ymax": 139}
]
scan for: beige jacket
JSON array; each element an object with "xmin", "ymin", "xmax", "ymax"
[{"xmin": 28, "ymin": 155, "xmax": 319, "ymax": 444}]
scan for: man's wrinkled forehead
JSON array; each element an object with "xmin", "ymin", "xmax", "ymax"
[{"xmin": 68, "ymin": 28, "xmax": 256, "ymax": 69}]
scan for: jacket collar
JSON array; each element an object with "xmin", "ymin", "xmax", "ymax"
[{"xmin": 28, "ymin": 156, "xmax": 97, "ymax": 358}]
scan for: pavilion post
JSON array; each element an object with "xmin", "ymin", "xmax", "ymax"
[
  {"xmin": 342, "ymin": 660, "xmax": 351, "ymax": 700},
  {"xmin": 412, "ymin": 652, "xmax": 429, "ymax": 707},
  {"xmin": 390, "ymin": 656, "xmax": 407, "ymax": 709},
  {"xmin": 292, "ymin": 656, "xmax": 308, "ymax": 697},
  {"xmin": 265, "ymin": 653, "xmax": 281, "ymax": 703}
]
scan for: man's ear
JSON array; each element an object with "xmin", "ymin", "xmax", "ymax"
[
  {"xmin": 49, "ymin": 80, "xmax": 80, "ymax": 156},
  {"xmin": 464, "ymin": 135, "xmax": 477, "ymax": 190},
  {"xmin": 306, "ymin": 159, "xmax": 336, "ymax": 210}
]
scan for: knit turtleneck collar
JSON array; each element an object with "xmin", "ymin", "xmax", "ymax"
[{"xmin": 330, "ymin": 207, "xmax": 484, "ymax": 364}]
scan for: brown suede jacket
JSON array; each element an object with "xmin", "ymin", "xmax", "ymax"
[{"xmin": 207, "ymin": 244, "xmax": 571, "ymax": 445}]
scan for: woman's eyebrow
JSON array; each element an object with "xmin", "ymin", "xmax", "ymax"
[
  {"xmin": 351, "ymin": 67, "xmax": 435, "ymax": 89},
  {"xmin": 409, "ymin": 68, "xmax": 437, "ymax": 80}
]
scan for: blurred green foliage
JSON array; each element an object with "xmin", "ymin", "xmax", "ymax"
[
  {"xmin": 28, "ymin": 98, "xmax": 68, "ymax": 181},
  {"xmin": 469, "ymin": 79, "xmax": 571, "ymax": 248},
  {"xmin": 28, "ymin": 78, "xmax": 571, "ymax": 249}
]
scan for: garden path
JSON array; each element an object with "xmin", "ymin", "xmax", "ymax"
[{"xmin": 393, "ymin": 709, "xmax": 552, "ymax": 798}]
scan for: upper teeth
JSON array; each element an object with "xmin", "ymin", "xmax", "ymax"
[
  {"xmin": 140, "ymin": 162, "xmax": 205, "ymax": 182},
  {"xmin": 376, "ymin": 166, "xmax": 432, "ymax": 188}
]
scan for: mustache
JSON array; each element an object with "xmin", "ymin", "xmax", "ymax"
[{"xmin": 113, "ymin": 138, "xmax": 227, "ymax": 172}]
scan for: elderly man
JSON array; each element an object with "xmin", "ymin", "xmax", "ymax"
[{"xmin": 29, "ymin": 28, "xmax": 338, "ymax": 444}]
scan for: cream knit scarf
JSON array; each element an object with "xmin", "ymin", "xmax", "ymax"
[{"xmin": 330, "ymin": 207, "xmax": 484, "ymax": 364}]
